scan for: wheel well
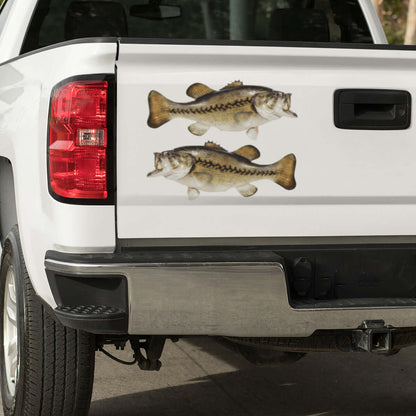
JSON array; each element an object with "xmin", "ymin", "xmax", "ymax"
[{"xmin": 0, "ymin": 158, "xmax": 17, "ymax": 244}]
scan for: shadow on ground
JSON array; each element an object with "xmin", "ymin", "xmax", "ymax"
[{"xmin": 89, "ymin": 337, "xmax": 416, "ymax": 416}]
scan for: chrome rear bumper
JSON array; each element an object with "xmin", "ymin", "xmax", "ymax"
[{"xmin": 45, "ymin": 251, "xmax": 416, "ymax": 337}]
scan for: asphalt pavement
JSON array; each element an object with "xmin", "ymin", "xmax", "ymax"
[
  {"xmin": 90, "ymin": 337, "xmax": 416, "ymax": 416},
  {"xmin": 2, "ymin": 337, "xmax": 416, "ymax": 415}
]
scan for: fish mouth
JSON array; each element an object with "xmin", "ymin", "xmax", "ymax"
[
  {"xmin": 284, "ymin": 109, "xmax": 298, "ymax": 118},
  {"xmin": 283, "ymin": 93, "xmax": 292, "ymax": 111},
  {"xmin": 147, "ymin": 168, "xmax": 163, "ymax": 177},
  {"xmin": 148, "ymin": 152, "xmax": 164, "ymax": 177}
]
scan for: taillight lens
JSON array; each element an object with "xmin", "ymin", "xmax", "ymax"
[{"xmin": 49, "ymin": 80, "xmax": 109, "ymax": 200}]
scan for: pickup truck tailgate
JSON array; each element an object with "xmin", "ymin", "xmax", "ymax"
[{"xmin": 116, "ymin": 43, "xmax": 416, "ymax": 240}]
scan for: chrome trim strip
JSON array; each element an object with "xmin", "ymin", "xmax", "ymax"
[{"xmin": 45, "ymin": 259, "xmax": 282, "ymax": 272}]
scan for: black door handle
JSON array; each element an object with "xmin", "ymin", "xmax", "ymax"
[{"xmin": 334, "ymin": 89, "xmax": 411, "ymax": 130}]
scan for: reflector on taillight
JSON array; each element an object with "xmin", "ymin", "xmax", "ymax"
[{"xmin": 48, "ymin": 79, "xmax": 110, "ymax": 200}]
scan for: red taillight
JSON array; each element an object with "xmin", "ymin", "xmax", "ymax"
[{"xmin": 49, "ymin": 80, "xmax": 109, "ymax": 200}]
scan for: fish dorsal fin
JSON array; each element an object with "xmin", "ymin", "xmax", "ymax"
[
  {"xmin": 221, "ymin": 80, "xmax": 244, "ymax": 90},
  {"xmin": 233, "ymin": 145, "xmax": 260, "ymax": 161},
  {"xmin": 186, "ymin": 83, "xmax": 215, "ymax": 99},
  {"xmin": 205, "ymin": 141, "xmax": 227, "ymax": 151}
]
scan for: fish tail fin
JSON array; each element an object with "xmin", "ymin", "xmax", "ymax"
[
  {"xmin": 147, "ymin": 90, "xmax": 173, "ymax": 128},
  {"xmin": 273, "ymin": 154, "xmax": 296, "ymax": 190}
]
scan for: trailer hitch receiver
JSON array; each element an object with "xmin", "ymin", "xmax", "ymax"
[{"xmin": 352, "ymin": 320, "xmax": 394, "ymax": 354}]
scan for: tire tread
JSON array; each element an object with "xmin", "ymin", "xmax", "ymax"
[{"xmin": 1, "ymin": 227, "xmax": 95, "ymax": 416}]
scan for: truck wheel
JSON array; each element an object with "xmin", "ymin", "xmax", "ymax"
[{"xmin": 0, "ymin": 228, "xmax": 95, "ymax": 416}]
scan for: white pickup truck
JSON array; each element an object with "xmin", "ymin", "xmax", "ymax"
[{"xmin": 1, "ymin": 0, "xmax": 416, "ymax": 414}]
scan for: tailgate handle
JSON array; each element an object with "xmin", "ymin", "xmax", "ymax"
[{"xmin": 334, "ymin": 89, "xmax": 411, "ymax": 130}]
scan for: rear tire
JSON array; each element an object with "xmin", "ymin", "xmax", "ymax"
[{"xmin": 0, "ymin": 227, "xmax": 95, "ymax": 416}]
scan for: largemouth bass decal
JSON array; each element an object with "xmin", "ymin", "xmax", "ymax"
[
  {"xmin": 147, "ymin": 141, "xmax": 296, "ymax": 200},
  {"xmin": 147, "ymin": 81, "xmax": 297, "ymax": 140}
]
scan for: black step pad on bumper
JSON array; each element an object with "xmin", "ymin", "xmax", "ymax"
[{"xmin": 54, "ymin": 304, "xmax": 127, "ymax": 334}]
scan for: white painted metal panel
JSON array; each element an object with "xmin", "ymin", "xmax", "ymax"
[
  {"xmin": 0, "ymin": 42, "xmax": 118, "ymax": 306},
  {"xmin": 117, "ymin": 43, "xmax": 416, "ymax": 239}
]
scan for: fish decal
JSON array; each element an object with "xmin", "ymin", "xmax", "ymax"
[
  {"xmin": 147, "ymin": 141, "xmax": 296, "ymax": 200},
  {"xmin": 147, "ymin": 81, "xmax": 297, "ymax": 140}
]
